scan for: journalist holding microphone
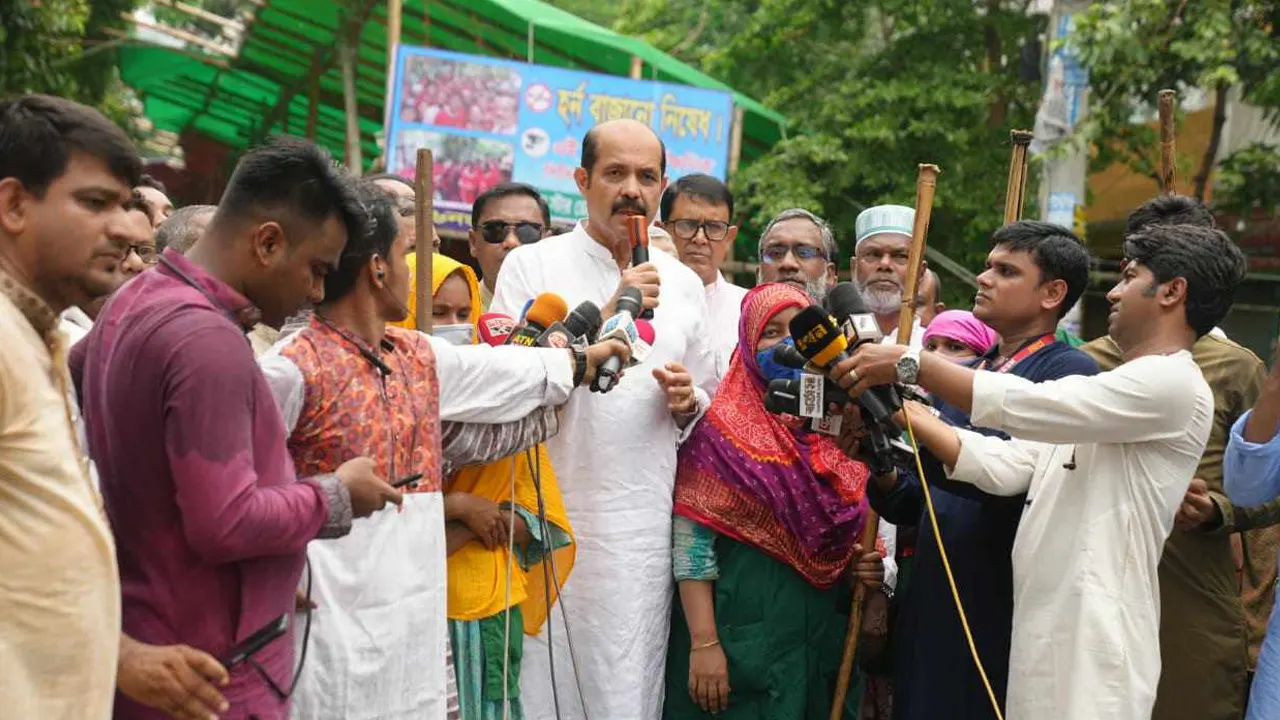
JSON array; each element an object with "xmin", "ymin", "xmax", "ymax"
[{"xmin": 829, "ymin": 223, "xmax": 1246, "ymax": 720}]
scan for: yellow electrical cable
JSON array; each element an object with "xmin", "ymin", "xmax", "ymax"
[{"xmin": 901, "ymin": 408, "xmax": 1006, "ymax": 720}]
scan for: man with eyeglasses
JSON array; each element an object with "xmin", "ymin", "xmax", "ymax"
[
  {"xmin": 852, "ymin": 204, "xmax": 926, "ymax": 347},
  {"xmin": 658, "ymin": 173, "xmax": 746, "ymax": 382},
  {"xmin": 755, "ymin": 208, "xmax": 838, "ymax": 302},
  {"xmin": 468, "ymin": 182, "xmax": 551, "ymax": 311}
]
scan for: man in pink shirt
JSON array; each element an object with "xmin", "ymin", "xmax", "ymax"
[{"xmin": 73, "ymin": 137, "xmax": 401, "ymax": 719}]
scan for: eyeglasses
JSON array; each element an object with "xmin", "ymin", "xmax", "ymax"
[
  {"xmin": 128, "ymin": 244, "xmax": 159, "ymax": 265},
  {"xmin": 761, "ymin": 243, "xmax": 828, "ymax": 264},
  {"xmin": 668, "ymin": 219, "xmax": 731, "ymax": 242},
  {"xmin": 480, "ymin": 221, "xmax": 544, "ymax": 245}
]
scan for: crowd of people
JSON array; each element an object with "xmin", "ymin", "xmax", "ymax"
[
  {"xmin": 5, "ymin": 90, "xmax": 1280, "ymax": 720},
  {"xmin": 399, "ymin": 58, "xmax": 521, "ymax": 135}
]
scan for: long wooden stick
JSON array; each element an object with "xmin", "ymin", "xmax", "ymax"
[
  {"xmin": 1003, "ymin": 130, "xmax": 1034, "ymax": 224},
  {"xmin": 897, "ymin": 165, "xmax": 941, "ymax": 345},
  {"xmin": 414, "ymin": 148, "xmax": 434, "ymax": 332},
  {"xmin": 1158, "ymin": 89, "xmax": 1177, "ymax": 196},
  {"xmin": 831, "ymin": 164, "xmax": 941, "ymax": 720}
]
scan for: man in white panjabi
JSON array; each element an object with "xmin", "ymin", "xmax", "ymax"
[
  {"xmin": 657, "ymin": 173, "xmax": 748, "ymax": 384},
  {"xmin": 493, "ymin": 119, "xmax": 715, "ymax": 720},
  {"xmin": 852, "ymin": 204, "xmax": 927, "ymax": 348},
  {"xmin": 833, "ymin": 224, "xmax": 1247, "ymax": 719}
]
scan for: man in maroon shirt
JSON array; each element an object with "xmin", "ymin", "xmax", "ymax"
[{"xmin": 74, "ymin": 137, "xmax": 402, "ymax": 720}]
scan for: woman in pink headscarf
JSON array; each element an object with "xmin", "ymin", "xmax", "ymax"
[{"xmin": 921, "ymin": 310, "xmax": 998, "ymax": 363}]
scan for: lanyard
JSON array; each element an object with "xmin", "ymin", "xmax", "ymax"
[{"xmin": 977, "ymin": 333, "xmax": 1055, "ymax": 374}]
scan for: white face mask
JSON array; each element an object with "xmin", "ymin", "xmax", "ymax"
[{"xmin": 434, "ymin": 323, "xmax": 475, "ymax": 346}]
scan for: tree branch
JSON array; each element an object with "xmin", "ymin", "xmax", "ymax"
[{"xmin": 1194, "ymin": 82, "xmax": 1229, "ymax": 201}]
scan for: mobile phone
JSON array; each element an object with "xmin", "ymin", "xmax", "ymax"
[
  {"xmin": 392, "ymin": 472, "xmax": 424, "ymax": 489},
  {"xmin": 220, "ymin": 614, "xmax": 289, "ymax": 668}
]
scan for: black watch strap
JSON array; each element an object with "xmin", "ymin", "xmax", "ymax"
[{"xmin": 571, "ymin": 341, "xmax": 589, "ymax": 386}]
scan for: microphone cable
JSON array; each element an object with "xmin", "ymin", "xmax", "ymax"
[
  {"xmin": 525, "ymin": 445, "xmax": 591, "ymax": 720},
  {"xmin": 501, "ymin": 457, "xmax": 518, "ymax": 720},
  {"xmin": 900, "ymin": 408, "xmax": 1005, "ymax": 720}
]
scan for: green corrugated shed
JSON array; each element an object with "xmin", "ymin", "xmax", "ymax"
[{"xmin": 120, "ymin": 0, "xmax": 786, "ymax": 169}]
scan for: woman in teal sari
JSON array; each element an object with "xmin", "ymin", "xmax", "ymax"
[{"xmin": 665, "ymin": 282, "xmax": 877, "ymax": 719}]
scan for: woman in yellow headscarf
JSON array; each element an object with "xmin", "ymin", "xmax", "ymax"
[{"xmin": 413, "ymin": 252, "xmax": 576, "ymax": 720}]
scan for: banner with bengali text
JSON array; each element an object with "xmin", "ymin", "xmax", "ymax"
[{"xmin": 385, "ymin": 45, "xmax": 735, "ymax": 233}]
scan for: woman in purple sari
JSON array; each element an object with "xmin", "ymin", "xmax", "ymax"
[{"xmin": 665, "ymin": 282, "xmax": 873, "ymax": 719}]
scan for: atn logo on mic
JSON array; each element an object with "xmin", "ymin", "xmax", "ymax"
[{"xmin": 510, "ymin": 333, "xmax": 539, "ymax": 348}]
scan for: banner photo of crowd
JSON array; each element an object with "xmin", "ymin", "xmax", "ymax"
[{"xmin": 385, "ymin": 45, "xmax": 736, "ymax": 233}]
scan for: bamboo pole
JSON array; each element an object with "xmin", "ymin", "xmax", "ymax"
[
  {"xmin": 1158, "ymin": 89, "xmax": 1177, "ymax": 195},
  {"xmin": 340, "ymin": 26, "xmax": 362, "ymax": 172},
  {"xmin": 629, "ymin": 55, "xmax": 643, "ymax": 80},
  {"xmin": 1003, "ymin": 130, "xmax": 1034, "ymax": 224},
  {"xmin": 414, "ymin": 148, "xmax": 434, "ymax": 332},
  {"xmin": 727, "ymin": 106, "xmax": 745, "ymax": 178},
  {"xmin": 832, "ymin": 165, "xmax": 941, "ymax": 719},
  {"xmin": 383, "ymin": 0, "xmax": 403, "ymax": 166}
]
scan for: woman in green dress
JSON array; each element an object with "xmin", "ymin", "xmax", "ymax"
[{"xmin": 665, "ymin": 282, "xmax": 878, "ymax": 719}]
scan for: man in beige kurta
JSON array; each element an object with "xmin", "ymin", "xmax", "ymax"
[
  {"xmin": 0, "ymin": 272, "xmax": 120, "ymax": 717},
  {"xmin": 1083, "ymin": 332, "xmax": 1280, "ymax": 720}
]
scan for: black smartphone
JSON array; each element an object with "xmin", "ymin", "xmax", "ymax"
[
  {"xmin": 392, "ymin": 472, "xmax": 424, "ymax": 489},
  {"xmin": 220, "ymin": 614, "xmax": 289, "ymax": 668}
]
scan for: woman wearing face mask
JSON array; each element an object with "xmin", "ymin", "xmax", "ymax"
[
  {"xmin": 921, "ymin": 310, "xmax": 998, "ymax": 364},
  {"xmin": 665, "ymin": 282, "xmax": 880, "ymax": 719},
  {"xmin": 428, "ymin": 251, "xmax": 576, "ymax": 719}
]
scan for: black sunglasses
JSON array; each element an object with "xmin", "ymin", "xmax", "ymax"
[{"xmin": 480, "ymin": 221, "xmax": 544, "ymax": 245}]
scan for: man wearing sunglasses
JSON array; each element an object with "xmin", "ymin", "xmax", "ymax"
[
  {"xmin": 467, "ymin": 182, "xmax": 551, "ymax": 312},
  {"xmin": 658, "ymin": 173, "xmax": 745, "ymax": 383}
]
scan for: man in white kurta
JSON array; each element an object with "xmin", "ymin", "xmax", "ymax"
[
  {"xmin": 834, "ymin": 224, "xmax": 1247, "ymax": 720},
  {"xmin": 493, "ymin": 119, "xmax": 716, "ymax": 720}
]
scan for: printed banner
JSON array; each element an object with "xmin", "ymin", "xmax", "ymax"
[{"xmin": 385, "ymin": 45, "xmax": 735, "ymax": 233}]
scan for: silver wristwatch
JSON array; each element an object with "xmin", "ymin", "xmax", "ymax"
[{"xmin": 895, "ymin": 346, "xmax": 921, "ymax": 385}]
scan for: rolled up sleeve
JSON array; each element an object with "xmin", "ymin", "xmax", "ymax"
[{"xmin": 1225, "ymin": 410, "xmax": 1280, "ymax": 507}]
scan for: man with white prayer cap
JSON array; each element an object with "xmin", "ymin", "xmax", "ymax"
[{"xmin": 853, "ymin": 204, "xmax": 925, "ymax": 348}]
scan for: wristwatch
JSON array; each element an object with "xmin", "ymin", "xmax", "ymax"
[
  {"xmin": 570, "ymin": 340, "xmax": 589, "ymax": 387},
  {"xmin": 895, "ymin": 346, "xmax": 921, "ymax": 385}
]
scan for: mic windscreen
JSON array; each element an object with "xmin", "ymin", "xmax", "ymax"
[
  {"xmin": 635, "ymin": 318, "xmax": 656, "ymax": 345},
  {"xmin": 524, "ymin": 293, "xmax": 569, "ymax": 331},
  {"xmin": 825, "ymin": 282, "xmax": 871, "ymax": 319},
  {"xmin": 771, "ymin": 343, "xmax": 808, "ymax": 369},
  {"xmin": 564, "ymin": 301, "xmax": 602, "ymax": 340},
  {"xmin": 764, "ymin": 378, "xmax": 801, "ymax": 415},
  {"xmin": 627, "ymin": 215, "xmax": 648, "ymax": 251},
  {"xmin": 788, "ymin": 306, "xmax": 848, "ymax": 368},
  {"xmin": 477, "ymin": 313, "xmax": 515, "ymax": 347},
  {"xmin": 615, "ymin": 286, "xmax": 643, "ymax": 319}
]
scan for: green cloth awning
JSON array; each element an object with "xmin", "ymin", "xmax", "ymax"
[{"xmin": 120, "ymin": 0, "xmax": 786, "ymax": 169}]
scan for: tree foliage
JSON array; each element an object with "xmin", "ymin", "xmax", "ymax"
[
  {"xmin": 1069, "ymin": 0, "xmax": 1280, "ymax": 202},
  {"xmin": 0, "ymin": 0, "xmax": 144, "ymax": 136},
  {"xmin": 621, "ymin": 0, "xmax": 1046, "ymax": 285}
]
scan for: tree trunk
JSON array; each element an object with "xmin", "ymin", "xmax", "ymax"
[{"xmin": 1194, "ymin": 82, "xmax": 1229, "ymax": 202}]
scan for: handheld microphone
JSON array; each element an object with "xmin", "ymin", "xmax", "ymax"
[
  {"xmin": 563, "ymin": 301, "xmax": 603, "ymax": 342},
  {"xmin": 591, "ymin": 287, "xmax": 643, "ymax": 393},
  {"xmin": 477, "ymin": 313, "xmax": 516, "ymax": 347},
  {"xmin": 627, "ymin": 215, "xmax": 654, "ymax": 320},
  {"xmin": 508, "ymin": 293, "xmax": 568, "ymax": 347},
  {"xmin": 825, "ymin": 282, "xmax": 885, "ymax": 347}
]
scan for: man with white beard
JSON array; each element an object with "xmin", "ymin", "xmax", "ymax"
[
  {"xmin": 754, "ymin": 208, "xmax": 838, "ymax": 301},
  {"xmin": 853, "ymin": 204, "xmax": 927, "ymax": 347}
]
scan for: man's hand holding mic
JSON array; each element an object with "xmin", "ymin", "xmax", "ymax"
[
  {"xmin": 828, "ymin": 342, "xmax": 908, "ymax": 399},
  {"xmin": 604, "ymin": 262, "xmax": 661, "ymax": 317},
  {"xmin": 580, "ymin": 337, "xmax": 633, "ymax": 387}
]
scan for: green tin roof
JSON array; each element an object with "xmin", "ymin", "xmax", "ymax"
[{"xmin": 120, "ymin": 0, "xmax": 786, "ymax": 168}]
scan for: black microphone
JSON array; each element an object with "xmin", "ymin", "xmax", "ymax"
[
  {"xmin": 563, "ymin": 301, "xmax": 603, "ymax": 341},
  {"xmin": 592, "ymin": 287, "xmax": 643, "ymax": 393},
  {"xmin": 772, "ymin": 342, "xmax": 810, "ymax": 370},
  {"xmin": 627, "ymin": 215, "xmax": 654, "ymax": 320},
  {"xmin": 825, "ymin": 282, "xmax": 886, "ymax": 347}
]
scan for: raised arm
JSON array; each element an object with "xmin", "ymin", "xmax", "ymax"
[
  {"xmin": 439, "ymin": 407, "xmax": 559, "ymax": 475},
  {"xmin": 164, "ymin": 323, "xmax": 340, "ymax": 564}
]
